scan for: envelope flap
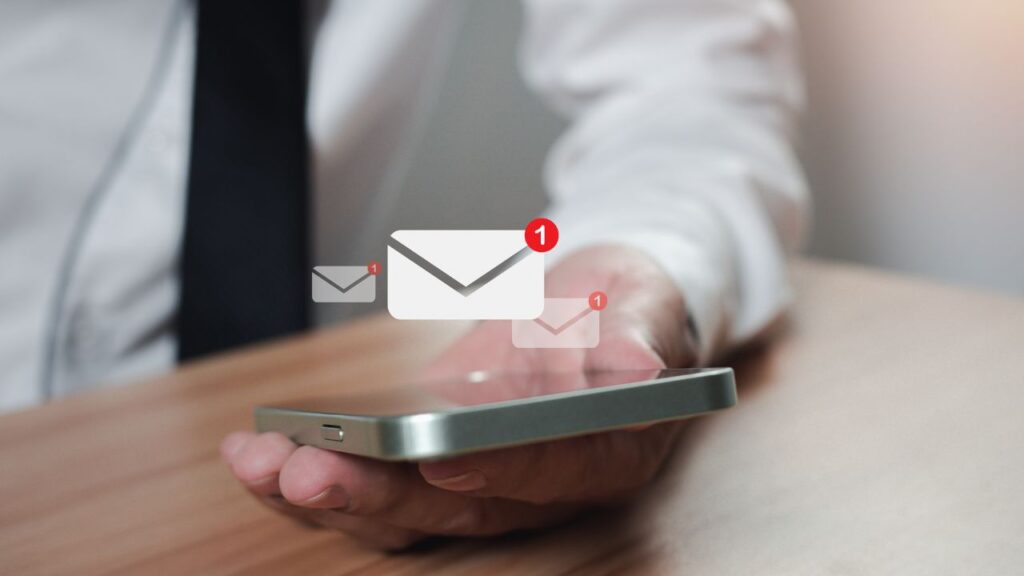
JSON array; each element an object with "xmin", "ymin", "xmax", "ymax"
[
  {"xmin": 314, "ymin": 266, "xmax": 368, "ymax": 286},
  {"xmin": 537, "ymin": 298, "xmax": 591, "ymax": 327},
  {"xmin": 390, "ymin": 230, "xmax": 527, "ymax": 286}
]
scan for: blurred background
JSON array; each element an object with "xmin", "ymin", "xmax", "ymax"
[{"xmin": 385, "ymin": 0, "xmax": 1024, "ymax": 296}]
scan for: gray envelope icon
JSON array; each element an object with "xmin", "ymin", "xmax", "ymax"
[{"xmin": 312, "ymin": 266, "xmax": 376, "ymax": 303}]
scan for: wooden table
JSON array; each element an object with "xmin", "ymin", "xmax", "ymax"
[{"xmin": 2, "ymin": 261, "xmax": 1022, "ymax": 575}]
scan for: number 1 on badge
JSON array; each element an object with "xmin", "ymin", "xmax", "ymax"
[{"xmin": 525, "ymin": 218, "xmax": 558, "ymax": 252}]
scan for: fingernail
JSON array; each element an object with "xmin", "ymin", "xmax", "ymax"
[
  {"xmin": 243, "ymin": 474, "xmax": 279, "ymax": 491},
  {"xmin": 425, "ymin": 470, "xmax": 487, "ymax": 492},
  {"xmin": 241, "ymin": 473, "xmax": 282, "ymax": 496},
  {"xmin": 220, "ymin": 434, "xmax": 248, "ymax": 462},
  {"xmin": 298, "ymin": 485, "xmax": 350, "ymax": 509}
]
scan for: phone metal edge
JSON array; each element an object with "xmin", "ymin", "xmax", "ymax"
[{"xmin": 255, "ymin": 368, "xmax": 736, "ymax": 461}]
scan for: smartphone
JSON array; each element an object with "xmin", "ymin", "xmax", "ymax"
[{"xmin": 255, "ymin": 368, "xmax": 736, "ymax": 461}]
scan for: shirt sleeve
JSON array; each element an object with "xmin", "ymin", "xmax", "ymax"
[{"xmin": 518, "ymin": 0, "xmax": 810, "ymax": 363}]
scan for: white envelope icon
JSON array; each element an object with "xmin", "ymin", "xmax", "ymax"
[
  {"xmin": 387, "ymin": 230, "xmax": 544, "ymax": 319},
  {"xmin": 312, "ymin": 266, "xmax": 376, "ymax": 303},
  {"xmin": 512, "ymin": 298, "xmax": 599, "ymax": 348}
]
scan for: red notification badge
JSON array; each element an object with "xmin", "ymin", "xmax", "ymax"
[
  {"xmin": 367, "ymin": 261, "xmax": 382, "ymax": 276},
  {"xmin": 589, "ymin": 290, "xmax": 608, "ymax": 311},
  {"xmin": 525, "ymin": 218, "xmax": 559, "ymax": 252}
]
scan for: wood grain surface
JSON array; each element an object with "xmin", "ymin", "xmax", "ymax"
[{"xmin": 1, "ymin": 260, "xmax": 1022, "ymax": 575}]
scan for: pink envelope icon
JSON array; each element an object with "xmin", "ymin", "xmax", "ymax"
[{"xmin": 512, "ymin": 298, "xmax": 599, "ymax": 349}]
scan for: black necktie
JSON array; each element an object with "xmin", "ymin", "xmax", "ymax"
[{"xmin": 179, "ymin": 0, "xmax": 310, "ymax": 360}]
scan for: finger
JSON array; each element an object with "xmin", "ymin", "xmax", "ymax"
[
  {"xmin": 255, "ymin": 494, "xmax": 322, "ymax": 527},
  {"xmin": 308, "ymin": 509, "xmax": 426, "ymax": 551},
  {"xmin": 584, "ymin": 329, "xmax": 666, "ymax": 372},
  {"xmin": 229, "ymin": 432, "xmax": 299, "ymax": 497},
  {"xmin": 420, "ymin": 422, "xmax": 683, "ymax": 504},
  {"xmin": 253, "ymin": 494, "xmax": 427, "ymax": 551},
  {"xmin": 599, "ymin": 311, "xmax": 697, "ymax": 371},
  {"xmin": 220, "ymin": 430, "xmax": 256, "ymax": 463},
  {"xmin": 278, "ymin": 445, "xmax": 580, "ymax": 536}
]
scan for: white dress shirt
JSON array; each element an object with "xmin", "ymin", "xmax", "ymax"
[{"xmin": 0, "ymin": 0, "xmax": 808, "ymax": 412}]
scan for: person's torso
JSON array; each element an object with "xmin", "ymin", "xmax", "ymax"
[{"xmin": 0, "ymin": 0, "xmax": 459, "ymax": 411}]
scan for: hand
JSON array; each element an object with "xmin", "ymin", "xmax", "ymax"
[{"xmin": 222, "ymin": 245, "xmax": 699, "ymax": 549}]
